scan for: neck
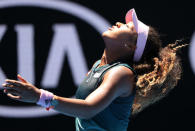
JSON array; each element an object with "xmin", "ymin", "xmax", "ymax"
[
  {"xmin": 99, "ymin": 37, "xmax": 122, "ymax": 66},
  {"xmin": 99, "ymin": 48, "xmax": 135, "ymax": 67},
  {"xmin": 99, "ymin": 37, "xmax": 134, "ymax": 67},
  {"xmin": 99, "ymin": 49, "xmax": 118, "ymax": 67}
]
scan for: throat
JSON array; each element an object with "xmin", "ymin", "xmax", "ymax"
[{"xmin": 99, "ymin": 50, "xmax": 117, "ymax": 67}]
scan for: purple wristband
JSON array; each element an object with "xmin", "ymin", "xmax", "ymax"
[{"xmin": 36, "ymin": 89, "xmax": 54, "ymax": 108}]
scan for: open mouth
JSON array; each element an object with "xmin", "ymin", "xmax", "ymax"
[
  {"xmin": 108, "ymin": 27, "xmax": 113, "ymax": 30},
  {"xmin": 108, "ymin": 26, "xmax": 117, "ymax": 31}
]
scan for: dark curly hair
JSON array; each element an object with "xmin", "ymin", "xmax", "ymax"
[{"xmin": 129, "ymin": 27, "xmax": 188, "ymax": 115}]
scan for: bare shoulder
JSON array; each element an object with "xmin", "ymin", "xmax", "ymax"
[
  {"xmin": 104, "ymin": 65, "xmax": 134, "ymax": 80},
  {"xmin": 102, "ymin": 65, "xmax": 135, "ymax": 97}
]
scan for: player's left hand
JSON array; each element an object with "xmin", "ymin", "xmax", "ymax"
[{"xmin": 2, "ymin": 74, "xmax": 41, "ymax": 103}]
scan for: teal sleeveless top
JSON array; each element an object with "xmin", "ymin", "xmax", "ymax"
[{"xmin": 75, "ymin": 60, "xmax": 137, "ymax": 131}]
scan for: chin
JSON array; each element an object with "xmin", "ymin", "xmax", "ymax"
[
  {"xmin": 102, "ymin": 30, "xmax": 111, "ymax": 38},
  {"xmin": 102, "ymin": 30, "xmax": 108, "ymax": 37}
]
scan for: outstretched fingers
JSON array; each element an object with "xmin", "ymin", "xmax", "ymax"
[
  {"xmin": 2, "ymin": 79, "xmax": 26, "ymax": 91},
  {"xmin": 17, "ymin": 74, "xmax": 27, "ymax": 83},
  {"xmin": 7, "ymin": 93, "xmax": 21, "ymax": 100},
  {"xmin": 4, "ymin": 89, "xmax": 20, "ymax": 96},
  {"xmin": 3, "ymin": 88, "xmax": 21, "ymax": 100}
]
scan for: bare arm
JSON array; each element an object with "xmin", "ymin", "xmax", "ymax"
[{"xmin": 3, "ymin": 66, "xmax": 134, "ymax": 119}]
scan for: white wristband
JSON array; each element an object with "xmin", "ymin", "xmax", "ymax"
[{"xmin": 36, "ymin": 89, "xmax": 54, "ymax": 108}]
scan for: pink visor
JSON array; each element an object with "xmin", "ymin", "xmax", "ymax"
[{"xmin": 125, "ymin": 8, "xmax": 149, "ymax": 62}]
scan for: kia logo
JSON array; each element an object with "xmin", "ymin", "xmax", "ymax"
[{"xmin": 0, "ymin": 0, "xmax": 111, "ymax": 118}]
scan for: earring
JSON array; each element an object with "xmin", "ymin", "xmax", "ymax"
[{"xmin": 124, "ymin": 43, "xmax": 129, "ymax": 48}]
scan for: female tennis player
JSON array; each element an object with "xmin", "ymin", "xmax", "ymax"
[{"xmin": 2, "ymin": 8, "xmax": 187, "ymax": 131}]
